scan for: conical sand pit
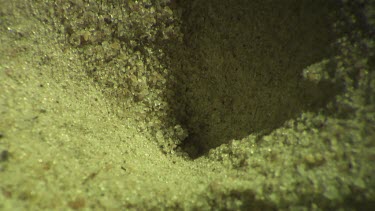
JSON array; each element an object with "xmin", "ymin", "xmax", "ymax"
[{"xmin": 0, "ymin": 0, "xmax": 374, "ymax": 210}]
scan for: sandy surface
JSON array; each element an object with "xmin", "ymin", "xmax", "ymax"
[{"xmin": 0, "ymin": 0, "xmax": 374, "ymax": 210}]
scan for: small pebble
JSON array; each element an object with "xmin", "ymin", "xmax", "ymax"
[{"xmin": 0, "ymin": 150, "xmax": 9, "ymax": 162}]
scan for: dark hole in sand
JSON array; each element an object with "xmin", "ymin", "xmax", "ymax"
[{"xmin": 163, "ymin": 0, "xmax": 339, "ymax": 158}]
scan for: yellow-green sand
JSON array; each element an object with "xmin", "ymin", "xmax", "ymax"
[{"xmin": 0, "ymin": 0, "xmax": 374, "ymax": 210}]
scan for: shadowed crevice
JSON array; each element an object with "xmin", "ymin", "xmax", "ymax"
[{"xmin": 163, "ymin": 0, "xmax": 339, "ymax": 158}]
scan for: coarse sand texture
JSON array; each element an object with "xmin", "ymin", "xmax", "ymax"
[{"xmin": 0, "ymin": 0, "xmax": 374, "ymax": 210}]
